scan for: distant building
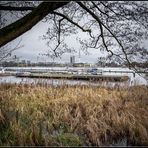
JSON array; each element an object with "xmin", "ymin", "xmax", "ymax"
[
  {"xmin": 27, "ymin": 60, "xmax": 31, "ymax": 65},
  {"xmin": 21, "ymin": 60, "xmax": 26, "ymax": 64},
  {"xmin": 70, "ymin": 56, "xmax": 75, "ymax": 65}
]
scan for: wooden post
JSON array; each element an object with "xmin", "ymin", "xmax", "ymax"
[{"xmin": 133, "ymin": 72, "xmax": 135, "ymax": 78}]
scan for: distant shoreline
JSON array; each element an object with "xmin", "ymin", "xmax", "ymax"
[{"xmin": 16, "ymin": 73, "xmax": 129, "ymax": 82}]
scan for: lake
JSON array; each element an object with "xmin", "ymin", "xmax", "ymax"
[{"xmin": 0, "ymin": 67, "xmax": 147, "ymax": 87}]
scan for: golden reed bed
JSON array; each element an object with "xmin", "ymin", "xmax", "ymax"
[{"xmin": 0, "ymin": 83, "xmax": 148, "ymax": 146}]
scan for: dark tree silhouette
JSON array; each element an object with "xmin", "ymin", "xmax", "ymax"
[{"xmin": 0, "ymin": 1, "xmax": 148, "ymax": 69}]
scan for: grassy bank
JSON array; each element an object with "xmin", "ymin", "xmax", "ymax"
[
  {"xmin": 0, "ymin": 83, "xmax": 148, "ymax": 146},
  {"xmin": 16, "ymin": 72, "xmax": 129, "ymax": 82}
]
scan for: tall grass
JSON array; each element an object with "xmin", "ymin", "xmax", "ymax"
[{"xmin": 0, "ymin": 83, "xmax": 147, "ymax": 146}]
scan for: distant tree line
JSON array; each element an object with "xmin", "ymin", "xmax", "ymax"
[
  {"xmin": 1, "ymin": 60, "xmax": 148, "ymax": 68},
  {"xmin": 0, "ymin": 61, "xmax": 89, "ymax": 67},
  {"xmin": 124, "ymin": 61, "xmax": 148, "ymax": 69},
  {"xmin": 0, "ymin": 61, "xmax": 58, "ymax": 67},
  {"xmin": 96, "ymin": 56, "xmax": 148, "ymax": 68}
]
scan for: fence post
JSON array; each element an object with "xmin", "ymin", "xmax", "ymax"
[{"xmin": 133, "ymin": 72, "xmax": 135, "ymax": 78}]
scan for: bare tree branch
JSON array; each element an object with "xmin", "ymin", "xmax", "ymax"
[
  {"xmin": 0, "ymin": 38, "xmax": 23, "ymax": 62},
  {"xmin": 52, "ymin": 11, "xmax": 92, "ymax": 35},
  {"xmin": 99, "ymin": 22, "xmax": 114, "ymax": 56},
  {"xmin": 100, "ymin": 1, "xmax": 130, "ymax": 20},
  {"xmin": 0, "ymin": 2, "xmax": 69, "ymax": 47},
  {"xmin": 77, "ymin": 1, "xmax": 132, "ymax": 67},
  {"xmin": 0, "ymin": 5, "xmax": 34, "ymax": 11},
  {"xmin": 58, "ymin": 18, "xmax": 64, "ymax": 44},
  {"xmin": 91, "ymin": 2, "xmax": 109, "ymax": 18}
]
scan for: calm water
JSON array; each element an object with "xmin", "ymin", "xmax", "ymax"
[{"xmin": 0, "ymin": 67, "xmax": 147, "ymax": 87}]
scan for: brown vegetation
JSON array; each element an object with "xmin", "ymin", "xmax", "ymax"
[{"xmin": 0, "ymin": 83, "xmax": 148, "ymax": 146}]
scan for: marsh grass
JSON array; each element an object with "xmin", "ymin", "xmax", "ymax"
[{"xmin": 0, "ymin": 83, "xmax": 147, "ymax": 146}]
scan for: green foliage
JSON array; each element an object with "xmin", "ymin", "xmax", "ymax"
[{"xmin": 56, "ymin": 133, "xmax": 82, "ymax": 146}]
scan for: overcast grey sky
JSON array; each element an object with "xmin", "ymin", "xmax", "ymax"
[
  {"xmin": 8, "ymin": 20, "xmax": 106, "ymax": 64},
  {"xmin": 1, "ymin": 1, "xmax": 148, "ymax": 64},
  {"xmin": 10, "ymin": 18, "xmax": 148, "ymax": 64}
]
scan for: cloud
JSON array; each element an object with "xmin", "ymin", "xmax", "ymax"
[
  {"xmin": 9, "ymin": 20, "xmax": 104, "ymax": 63},
  {"xmin": 3, "ymin": 12, "xmax": 148, "ymax": 64}
]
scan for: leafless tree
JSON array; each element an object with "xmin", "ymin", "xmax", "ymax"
[
  {"xmin": 0, "ymin": 39, "xmax": 23, "ymax": 62},
  {"xmin": 0, "ymin": 1, "xmax": 148, "ymax": 71}
]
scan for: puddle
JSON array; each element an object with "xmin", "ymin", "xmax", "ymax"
[{"xmin": 109, "ymin": 137, "xmax": 129, "ymax": 146}]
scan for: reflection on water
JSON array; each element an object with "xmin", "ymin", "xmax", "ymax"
[
  {"xmin": 0, "ymin": 67, "xmax": 147, "ymax": 86},
  {"xmin": 0, "ymin": 73, "xmax": 147, "ymax": 87},
  {"xmin": 110, "ymin": 137, "xmax": 128, "ymax": 146}
]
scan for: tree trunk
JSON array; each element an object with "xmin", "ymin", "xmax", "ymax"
[{"xmin": 0, "ymin": 2, "xmax": 69, "ymax": 47}]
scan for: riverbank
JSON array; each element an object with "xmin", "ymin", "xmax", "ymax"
[
  {"xmin": 0, "ymin": 83, "xmax": 147, "ymax": 146},
  {"xmin": 16, "ymin": 73, "xmax": 129, "ymax": 82},
  {"xmin": 0, "ymin": 73, "xmax": 15, "ymax": 76}
]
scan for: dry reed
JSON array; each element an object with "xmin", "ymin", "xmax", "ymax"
[{"xmin": 0, "ymin": 83, "xmax": 147, "ymax": 146}]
